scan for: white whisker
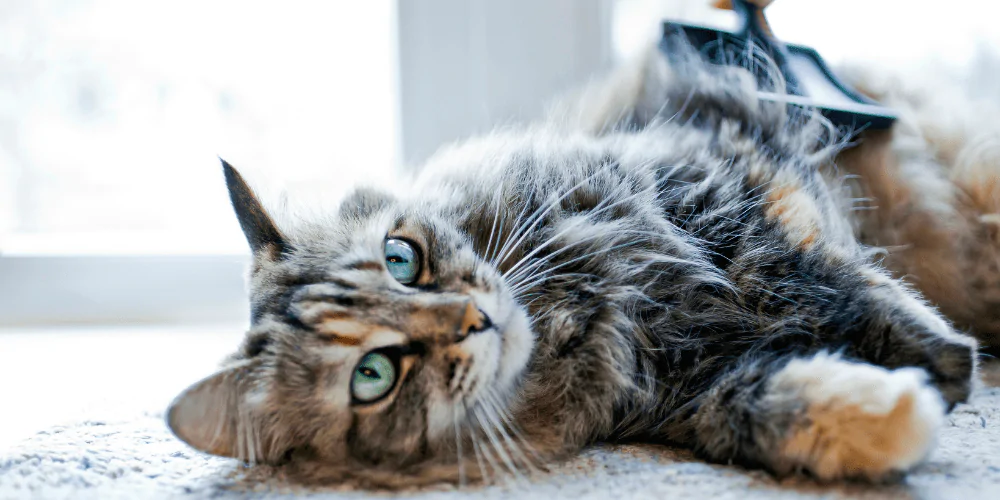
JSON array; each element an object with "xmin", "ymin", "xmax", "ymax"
[
  {"xmin": 475, "ymin": 423, "xmax": 505, "ymax": 485},
  {"xmin": 501, "ymin": 179, "xmax": 642, "ymax": 280},
  {"xmin": 491, "ymin": 191, "xmax": 538, "ymax": 267},
  {"xmin": 453, "ymin": 407, "xmax": 466, "ymax": 487},
  {"xmin": 485, "ymin": 390, "xmax": 543, "ymax": 473},
  {"xmin": 469, "ymin": 426, "xmax": 492, "ymax": 485},
  {"xmin": 473, "ymin": 407, "xmax": 523, "ymax": 483},
  {"xmin": 482, "ymin": 188, "xmax": 503, "ymax": 263},
  {"xmin": 494, "ymin": 168, "xmax": 611, "ymax": 270}
]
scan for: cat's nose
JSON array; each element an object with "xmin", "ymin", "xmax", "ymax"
[
  {"xmin": 409, "ymin": 295, "xmax": 494, "ymax": 344},
  {"xmin": 457, "ymin": 301, "xmax": 492, "ymax": 341}
]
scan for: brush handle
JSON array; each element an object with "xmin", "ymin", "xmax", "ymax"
[
  {"xmin": 730, "ymin": 0, "xmax": 777, "ymax": 40},
  {"xmin": 728, "ymin": 0, "xmax": 804, "ymax": 95}
]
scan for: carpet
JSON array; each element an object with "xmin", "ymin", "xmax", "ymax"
[{"xmin": 2, "ymin": 360, "xmax": 999, "ymax": 500}]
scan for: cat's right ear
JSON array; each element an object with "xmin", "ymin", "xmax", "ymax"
[{"xmin": 221, "ymin": 158, "xmax": 288, "ymax": 255}]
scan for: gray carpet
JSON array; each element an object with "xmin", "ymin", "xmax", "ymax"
[{"xmin": 2, "ymin": 363, "xmax": 999, "ymax": 500}]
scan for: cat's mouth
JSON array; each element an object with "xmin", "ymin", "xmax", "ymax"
[{"xmin": 449, "ymin": 320, "xmax": 503, "ymax": 402}]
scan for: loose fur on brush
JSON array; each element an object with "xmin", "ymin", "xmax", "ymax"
[{"xmin": 166, "ymin": 43, "xmax": 991, "ymax": 487}]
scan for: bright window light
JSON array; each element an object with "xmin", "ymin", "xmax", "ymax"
[{"xmin": 0, "ymin": 0, "xmax": 399, "ymax": 256}]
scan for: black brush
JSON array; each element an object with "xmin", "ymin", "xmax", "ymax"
[{"xmin": 660, "ymin": 0, "xmax": 897, "ymax": 131}]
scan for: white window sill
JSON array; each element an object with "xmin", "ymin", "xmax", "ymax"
[{"xmin": 0, "ymin": 254, "xmax": 250, "ymax": 326}]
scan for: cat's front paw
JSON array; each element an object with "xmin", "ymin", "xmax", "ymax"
[{"xmin": 771, "ymin": 353, "xmax": 945, "ymax": 481}]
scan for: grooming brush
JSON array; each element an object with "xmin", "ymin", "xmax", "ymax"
[{"xmin": 659, "ymin": 0, "xmax": 897, "ymax": 131}]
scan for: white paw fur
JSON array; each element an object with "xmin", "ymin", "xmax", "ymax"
[{"xmin": 770, "ymin": 353, "xmax": 946, "ymax": 480}]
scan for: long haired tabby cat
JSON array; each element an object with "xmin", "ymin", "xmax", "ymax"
[{"xmin": 167, "ymin": 44, "xmax": 998, "ymax": 486}]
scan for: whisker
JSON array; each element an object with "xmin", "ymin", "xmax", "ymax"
[
  {"xmin": 473, "ymin": 407, "xmax": 523, "ymax": 483},
  {"xmin": 508, "ymin": 271, "xmax": 594, "ymax": 297},
  {"xmin": 482, "ymin": 394, "xmax": 531, "ymax": 476},
  {"xmin": 469, "ymin": 426, "xmax": 492, "ymax": 486},
  {"xmin": 491, "ymin": 191, "xmax": 538, "ymax": 267},
  {"xmin": 476, "ymin": 425, "xmax": 505, "ymax": 485},
  {"xmin": 464, "ymin": 400, "xmax": 496, "ymax": 485},
  {"xmin": 500, "ymin": 169, "xmax": 680, "ymax": 280},
  {"xmin": 489, "ymin": 210, "xmax": 508, "ymax": 264},
  {"xmin": 509, "ymin": 239, "xmax": 653, "ymax": 297},
  {"xmin": 494, "ymin": 168, "xmax": 612, "ymax": 270},
  {"xmin": 485, "ymin": 390, "xmax": 544, "ymax": 472},
  {"xmin": 504, "ymin": 224, "xmax": 690, "ymax": 290},
  {"xmin": 454, "ymin": 407, "xmax": 466, "ymax": 487},
  {"xmin": 482, "ymin": 187, "xmax": 503, "ymax": 263},
  {"xmin": 505, "ymin": 232, "xmax": 623, "ymax": 289},
  {"xmin": 501, "ymin": 179, "xmax": 649, "ymax": 280},
  {"xmin": 508, "ymin": 223, "xmax": 709, "ymax": 295}
]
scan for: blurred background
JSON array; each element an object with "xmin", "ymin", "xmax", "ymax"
[{"xmin": 1, "ymin": 0, "xmax": 999, "ymax": 443}]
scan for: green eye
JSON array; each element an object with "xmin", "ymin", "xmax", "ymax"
[
  {"xmin": 351, "ymin": 352, "xmax": 398, "ymax": 403},
  {"xmin": 384, "ymin": 238, "xmax": 419, "ymax": 284}
]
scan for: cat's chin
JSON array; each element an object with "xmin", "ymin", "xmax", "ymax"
[{"xmin": 449, "ymin": 305, "xmax": 533, "ymax": 431}]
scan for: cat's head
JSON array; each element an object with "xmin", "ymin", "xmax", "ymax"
[{"xmin": 166, "ymin": 160, "xmax": 534, "ymax": 482}]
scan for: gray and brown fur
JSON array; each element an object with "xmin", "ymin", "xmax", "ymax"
[{"xmin": 166, "ymin": 43, "xmax": 990, "ymax": 487}]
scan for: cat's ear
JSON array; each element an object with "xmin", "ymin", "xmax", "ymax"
[
  {"xmin": 221, "ymin": 158, "xmax": 288, "ymax": 255},
  {"xmin": 166, "ymin": 360, "xmax": 284, "ymax": 463}
]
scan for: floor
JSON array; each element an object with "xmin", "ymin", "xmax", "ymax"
[{"xmin": 1, "ymin": 325, "xmax": 999, "ymax": 499}]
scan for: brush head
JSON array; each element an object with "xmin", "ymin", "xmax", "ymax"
[{"xmin": 661, "ymin": 0, "xmax": 896, "ymax": 131}]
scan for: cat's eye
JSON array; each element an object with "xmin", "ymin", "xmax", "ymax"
[
  {"xmin": 384, "ymin": 238, "xmax": 419, "ymax": 285},
  {"xmin": 351, "ymin": 351, "xmax": 398, "ymax": 404}
]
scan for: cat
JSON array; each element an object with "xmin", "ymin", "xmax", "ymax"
[{"xmin": 165, "ymin": 43, "xmax": 992, "ymax": 487}]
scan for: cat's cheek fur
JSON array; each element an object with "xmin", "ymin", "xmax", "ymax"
[
  {"xmin": 495, "ymin": 305, "xmax": 534, "ymax": 393},
  {"xmin": 465, "ymin": 283, "xmax": 535, "ymax": 398},
  {"xmin": 770, "ymin": 353, "xmax": 945, "ymax": 481}
]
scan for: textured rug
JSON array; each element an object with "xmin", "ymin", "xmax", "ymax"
[{"xmin": 2, "ymin": 362, "xmax": 999, "ymax": 500}]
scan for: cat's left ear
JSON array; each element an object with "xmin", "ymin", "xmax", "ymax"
[
  {"xmin": 166, "ymin": 360, "xmax": 286, "ymax": 463},
  {"xmin": 221, "ymin": 158, "xmax": 288, "ymax": 255}
]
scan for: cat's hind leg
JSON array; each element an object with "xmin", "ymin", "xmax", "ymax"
[{"xmin": 690, "ymin": 352, "xmax": 945, "ymax": 481}]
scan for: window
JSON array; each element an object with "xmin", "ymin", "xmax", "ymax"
[
  {"xmin": 0, "ymin": 0, "xmax": 400, "ymax": 256},
  {"xmin": 0, "ymin": 0, "xmax": 400, "ymax": 325}
]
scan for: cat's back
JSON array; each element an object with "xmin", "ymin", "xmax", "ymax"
[{"xmin": 411, "ymin": 126, "xmax": 697, "ymax": 200}]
